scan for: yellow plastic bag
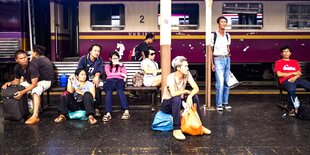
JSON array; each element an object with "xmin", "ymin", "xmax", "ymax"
[{"xmin": 181, "ymin": 104, "xmax": 203, "ymax": 136}]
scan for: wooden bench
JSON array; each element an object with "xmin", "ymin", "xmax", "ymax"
[{"xmin": 44, "ymin": 61, "xmax": 158, "ymax": 111}]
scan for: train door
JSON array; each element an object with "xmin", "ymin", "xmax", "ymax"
[{"xmin": 50, "ymin": 0, "xmax": 78, "ymax": 61}]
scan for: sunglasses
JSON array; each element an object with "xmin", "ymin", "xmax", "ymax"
[{"xmin": 150, "ymin": 53, "xmax": 155, "ymax": 56}]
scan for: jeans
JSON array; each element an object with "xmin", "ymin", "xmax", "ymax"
[
  {"xmin": 160, "ymin": 95, "xmax": 201, "ymax": 130},
  {"xmin": 214, "ymin": 57, "xmax": 230, "ymax": 107},
  {"xmin": 103, "ymin": 78, "xmax": 129, "ymax": 113},
  {"xmin": 283, "ymin": 78, "xmax": 310, "ymax": 109}
]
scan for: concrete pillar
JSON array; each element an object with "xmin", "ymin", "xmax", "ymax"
[
  {"xmin": 205, "ymin": 0, "xmax": 213, "ymax": 109},
  {"xmin": 160, "ymin": 0, "xmax": 171, "ymax": 98}
]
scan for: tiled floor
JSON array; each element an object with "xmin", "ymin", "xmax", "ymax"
[{"xmin": 0, "ymin": 94, "xmax": 310, "ymax": 154}]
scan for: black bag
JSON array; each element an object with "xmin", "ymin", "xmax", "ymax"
[
  {"xmin": 296, "ymin": 104, "xmax": 310, "ymax": 120},
  {"xmin": 1, "ymin": 85, "xmax": 30, "ymax": 121}
]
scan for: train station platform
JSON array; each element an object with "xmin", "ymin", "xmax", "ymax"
[{"xmin": 1, "ymin": 93, "xmax": 310, "ymax": 154}]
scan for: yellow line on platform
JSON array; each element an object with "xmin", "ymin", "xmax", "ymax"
[{"xmin": 50, "ymin": 35, "xmax": 310, "ymax": 40}]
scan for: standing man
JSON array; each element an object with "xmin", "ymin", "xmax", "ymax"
[
  {"xmin": 2, "ymin": 50, "xmax": 41, "ymax": 125},
  {"xmin": 77, "ymin": 44, "xmax": 103, "ymax": 116},
  {"xmin": 274, "ymin": 45, "xmax": 310, "ymax": 116},
  {"xmin": 210, "ymin": 16, "xmax": 232, "ymax": 111},
  {"xmin": 132, "ymin": 33, "xmax": 155, "ymax": 61}
]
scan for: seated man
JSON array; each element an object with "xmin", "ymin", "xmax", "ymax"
[
  {"xmin": 77, "ymin": 44, "xmax": 103, "ymax": 116},
  {"xmin": 274, "ymin": 45, "xmax": 310, "ymax": 116},
  {"xmin": 2, "ymin": 50, "xmax": 41, "ymax": 125}
]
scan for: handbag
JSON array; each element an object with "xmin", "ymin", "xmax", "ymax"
[
  {"xmin": 180, "ymin": 104, "xmax": 203, "ymax": 136},
  {"xmin": 227, "ymin": 71, "xmax": 239, "ymax": 89},
  {"xmin": 151, "ymin": 111, "xmax": 173, "ymax": 131}
]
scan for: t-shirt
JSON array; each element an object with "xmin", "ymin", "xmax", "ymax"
[
  {"xmin": 134, "ymin": 42, "xmax": 148, "ymax": 61},
  {"xmin": 31, "ymin": 56, "xmax": 55, "ymax": 84},
  {"xmin": 274, "ymin": 59, "xmax": 301, "ymax": 84},
  {"xmin": 14, "ymin": 62, "xmax": 40, "ymax": 84},
  {"xmin": 161, "ymin": 71, "xmax": 194, "ymax": 101},
  {"xmin": 77, "ymin": 53, "xmax": 103, "ymax": 81},
  {"xmin": 73, "ymin": 81, "xmax": 94, "ymax": 97},
  {"xmin": 210, "ymin": 31, "xmax": 231, "ymax": 56}
]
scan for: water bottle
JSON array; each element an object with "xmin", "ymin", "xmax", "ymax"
[{"xmin": 59, "ymin": 74, "xmax": 68, "ymax": 87}]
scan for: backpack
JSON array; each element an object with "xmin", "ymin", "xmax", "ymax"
[
  {"xmin": 132, "ymin": 71, "xmax": 144, "ymax": 87},
  {"xmin": 296, "ymin": 104, "xmax": 310, "ymax": 120},
  {"xmin": 128, "ymin": 45, "xmax": 138, "ymax": 61}
]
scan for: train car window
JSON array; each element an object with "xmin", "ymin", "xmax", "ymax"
[
  {"xmin": 0, "ymin": 1, "xmax": 21, "ymax": 32},
  {"xmin": 90, "ymin": 4, "xmax": 125, "ymax": 30},
  {"xmin": 222, "ymin": 3, "xmax": 263, "ymax": 29},
  {"xmin": 287, "ymin": 4, "xmax": 310, "ymax": 29},
  {"xmin": 157, "ymin": 4, "xmax": 199, "ymax": 30}
]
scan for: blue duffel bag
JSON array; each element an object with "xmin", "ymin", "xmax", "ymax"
[{"xmin": 151, "ymin": 111, "xmax": 173, "ymax": 131}]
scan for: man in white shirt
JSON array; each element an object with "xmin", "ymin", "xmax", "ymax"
[{"xmin": 210, "ymin": 16, "xmax": 232, "ymax": 111}]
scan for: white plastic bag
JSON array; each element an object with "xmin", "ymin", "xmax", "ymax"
[{"xmin": 227, "ymin": 71, "xmax": 239, "ymax": 89}]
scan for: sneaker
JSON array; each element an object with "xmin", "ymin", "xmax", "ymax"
[
  {"xmin": 129, "ymin": 93, "xmax": 140, "ymax": 99},
  {"xmin": 102, "ymin": 114, "xmax": 112, "ymax": 122},
  {"xmin": 202, "ymin": 126, "xmax": 211, "ymax": 135},
  {"xmin": 216, "ymin": 106, "xmax": 223, "ymax": 111},
  {"xmin": 223, "ymin": 104, "xmax": 232, "ymax": 110},
  {"xmin": 95, "ymin": 108, "xmax": 101, "ymax": 117},
  {"xmin": 173, "ymin": 129, "xmax": 186, "ymax": 140},
  {"xmin": 25, "ymin": 116, "xmax": 40, "ymax": 125},
  {"xmin": 121, "ymin": 112, "xmax": 130, "ymax": 120}
]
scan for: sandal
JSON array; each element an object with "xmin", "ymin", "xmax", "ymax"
[
  {"xmin": 88, "ymin": 115, "xmax": 97, "ymax": 125},
  {"xmin": 102, "ymin": 114, "xmax": 112, "ymax": 122},
  {"xmin": 121, "ymin": 112, "xmax": 130, "ymax": 120},
  {"xmin": 54, "ymin": 115, "xmax": 66, "ymax": 123}
]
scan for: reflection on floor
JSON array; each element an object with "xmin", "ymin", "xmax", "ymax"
[{"xmin": 0, "ymin": 95, "xmax": 310, "ymax": 154}]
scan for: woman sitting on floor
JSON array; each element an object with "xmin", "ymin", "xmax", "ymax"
[
  {"xmin": 102, "ymin": 51, "xmax": 130, "ymax": 122},
  {"xmin": 54, "ymin": 68, "xmax": 97, "ymax": 125},
  {"xmin": 160, "ymin": 56, "xmax": 211, "ymax": 140},
  {"xmin": 140, "ymin": 46, "xmax": 161, "ymax": 87}
]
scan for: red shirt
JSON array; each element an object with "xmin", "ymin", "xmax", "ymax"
[{"xmin": 274, "ymin": 59, "xmax": 301, "ymax": 84}]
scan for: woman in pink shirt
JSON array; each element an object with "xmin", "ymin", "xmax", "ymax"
[{"xmin": 102, "ymin": 51, "xmax": 130, "ymax": 121}]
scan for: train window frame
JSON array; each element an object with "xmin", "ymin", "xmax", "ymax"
[
  {"xmin": 286, "ymin": 4, "xmax": 310, "ymax": 29},
  {"xmin": 90, "ymin": 4, "xmax": 125, "ymax": 31},
  {"xmin": 222, "ymin": 3, "xmax": 263, "ymax": 30},
  {"xmin": 157, "ymin": 3, "xmax": 199, "ymax": 31}
]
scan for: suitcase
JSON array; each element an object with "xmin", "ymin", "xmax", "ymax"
[{"xmin": 1, "ymin": 85, "xmax": 30, "ymax": 121}]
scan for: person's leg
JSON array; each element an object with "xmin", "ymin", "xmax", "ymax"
[
  {"xmin": 102, "ymin": 79, "xmax": 115, "ymax": 121},
  {"xmin": 25, "ymin": 81, "xmax": 51, "ymax": 125},
  {"xmin": 214, "ymin": 57, "xmax": 225, "ymax": 109},
  {"xmin": 297, "ymin": 78, "xmax": 310, "ymax": 92},
  {"xmin": 82, "ymin": 92, "xmax": 95, "ymax": 115},
  {"xmin": 161, "ymin": 96, "xmax": 185, "ymax": 140},
  {"xmin": 283, "ymin": 80, "xmax": 299, "ymax": 111},
  {"xmin": 55, "ymin": 91, "xmax": 75, "ymax": 123},
  {"xmin": 223, "ymin": 57, "xmax": 231, "ymax": 109},
  {"xmin": 115, "ymin": 79, "xmax": 130, "ymax": 119},
  {"xmin": 152, "ymin": 75, "xmax": 161, "ymax": 87},
  {"xmin": 82, "ymin": 92, "xmax": 97, "ymax": 125},
  {"xmin": 95, "ymin": 87, "xmax": 101, "ymax": 107}
]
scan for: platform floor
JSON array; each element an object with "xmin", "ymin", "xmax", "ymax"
[{"xmin": 1, "ymin": 94, "xmax": 310, "ymax": 154}]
